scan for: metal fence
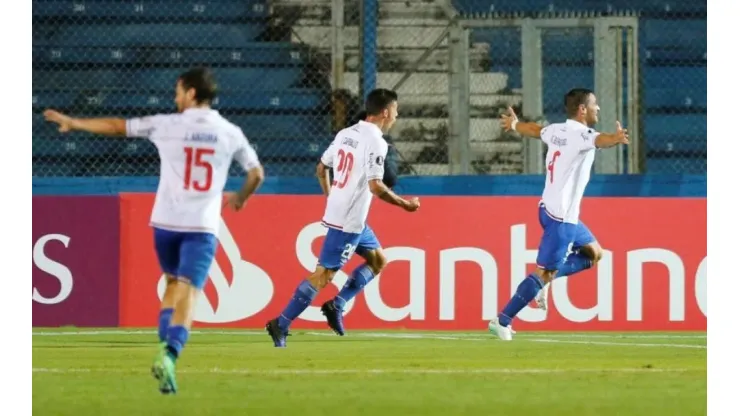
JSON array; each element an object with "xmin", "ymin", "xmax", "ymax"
[{"xmin": 32, "ymin": 0, "xmax": 706, "ymax": 177}]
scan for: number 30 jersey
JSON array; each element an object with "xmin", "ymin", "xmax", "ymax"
[
  {"xmin": 126, "ymin": 108, "xmax": 261, "ymax": 235},
  {"xmin": 320, "ymin": 120, "xmax": 388, "ymax": 234},
  {"xmin": 539, "ymin": 119, "xmax": 599, "ymax": 224}
]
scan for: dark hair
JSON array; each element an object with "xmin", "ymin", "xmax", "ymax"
[
  {"xmin": 178, "ymin": 67, "xmax": 218, "ymax": 104},
  {"xmin": 365, "ymin": 89, "xmax": 398, "ymax": 116},
  {"xmin": 351, "ymin": 111, "xmax": 367, "ymax": 124},
  {"xmin": 564, "ymin": 88, "xmax": 594, "ymax": 117}
]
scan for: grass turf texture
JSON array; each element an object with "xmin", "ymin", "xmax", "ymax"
[{"xmin": 33, "ymin": 328, "xmax": 707, "ymax": 415}]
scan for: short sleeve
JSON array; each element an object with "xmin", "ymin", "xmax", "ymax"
[
  {"xmin": 365, "ymin": 138, "xmax": 388, "ymax": 181},
  {"xmin": 125, "ymin": 114, "xmax": 172, "ymax": 141},
  {"xmin": 579, "ymin": 128, "xmax": 599, "ymax": 151},
  {"xmin": 233, "ymin": 132, "xmax": 261, "ymax": 171},
  {"xmin": 320, "ymin": 138, "xmax": 337, "ymax": 167},
  {"xmin": 539, "ymin": 124, "xmax": 553, "ymax": 144}
]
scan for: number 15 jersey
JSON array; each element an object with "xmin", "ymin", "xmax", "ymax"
[
  {"xmin": 320, "ymin": 120, "xmax": 388, "ymax": 234},
  {"xmin": 126, "ymin": 108, "xmax": 260, "ymax": 235}
]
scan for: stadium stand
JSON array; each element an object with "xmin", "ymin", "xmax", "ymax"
[{"xmin": 32, "ymin": 0, "xmax": 706, "ymax": 176}]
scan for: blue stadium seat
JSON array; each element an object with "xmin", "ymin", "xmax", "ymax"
[
  {"xmin": 132, "ymin": 68, "xmax": 306, "ymax": 91},
  {"xmin": 642, "ymin": 19, "xmax": 706, "ymax": 49},
  {"xmin": 647, "ymin": 157, "xmax": 706, "ymax": 174},
  {"xmin": 645, "ymin": 48, "xmax": 706, "ymax": 64},
  {"xmin": 229, "ymin": 115, "xmax": 332, "ymax": 138},
  {"xmin": 33, "ymin": 113, "xmax": 332, "ymax": 141},
  {"xmin": 263, "ymin": 162, "xmax": 318, "ymax": 177},
  {"xmin": 33, "ymin": 43, "xmax": 307, "ymax": 67},
  {"xmin": 33, "ymin": 67, "xmax": 306, "ymax": 91},
  {"xmin": 250, "ymin": 138, "xmax": 329, "ymax": 159},
  {"xmin": 32, "ymin": 90, "xmax": 327, "ymax": 111},
  {"xmin": 454, "ymin": 0, "xmax": 705, "ymax": 14},
  {"xmin": 644, "ymin": 88, "xmax": 707, "ymax": 110},
  {"xmin": 565, "ymin": 0, "xmax": 706, "ymax": 14},
  {"xmin": 455, "ymin": 0, "xmax": 575, "ymax": 14},
  {"xmin": 641, "ymin": 19, "xmax": 706, "ymax": 65},
  {"xmin": 32, "ymin": 136, "xmax": 114, "ymax": 157},
  {"xmin": 33, "ymin": 136, "xmax": 331, "ymax": 161},
  {"xmin": 644, "ymin": 114, "xmax": 706, "ymax": 153},
  {"xmin": 473, "ymin": 27, "xmax": 593, "ymax": 65},
  {"xmin": 33, "ymin": 92, "xmax": 79, "ymax": 108},
  {"xmin": 542, "ymin": 29, "xmax": 592, "ymax": 64},
  {"xmin": 32, "ymin": 161, "xmax": 79, "ymax": 177},
  {"xmin": 215, "ymin": 91, "xmax": 327, "ymax": 111},
  {"xmin": 98, "ymin": 162, "xmax": 161, "ymax": 176},
  {"xmin": 643, "ymin": 66, "xmax": 705, "ymax": 91},
  {"xmin": 33, "ymin": 0, "xmax": 268, "ymax": 19},
  {"xmin": 110, "ymin": 140, "xmax": 159, "ymax": 157},
  {"xmin": 37, "ymin": 24, "xmax": 265, "ymax": 48},
  {"xmin": 630, "ymin": 0, "xmax": 706, "ymax": 14}
]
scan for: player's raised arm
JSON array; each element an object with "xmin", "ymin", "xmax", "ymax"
[
  {"xmin": 43, "ymin": 109, "xmax": 127, "ymax": 136},
  {"xmin": 500, "ymin": 106, "xmax": 543, "ymax": 138},
  {"xmin": 592, "ymin": 121, "xmax": 630, "ymax": 149}
]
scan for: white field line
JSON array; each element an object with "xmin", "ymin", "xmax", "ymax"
[
  {"xmin": 32, "ymin": 330, "xmax": 706, "ymax": 349},
  {"xmin": 32, "ymin": 367, "xmax": 701, "ymax": 375},
  {"xmin": 31, "ymin": 329, "xmax": 707, "ymax": 340},
  {"xmin": 304, "ymin": 331, "xmax": 706, "ymax": 349}
]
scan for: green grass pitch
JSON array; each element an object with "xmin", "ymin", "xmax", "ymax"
[{"xmin": 33, "ymin": 328, "xmax": 707, "ymax": 415}]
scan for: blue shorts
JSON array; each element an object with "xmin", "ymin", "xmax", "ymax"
[
  {"xmin": 536, "ymin": 204, "xmax": 596, "ymax": 271},
  {"xmin": 153, "ymin": 227, "xmax": 218, "ymax": 290},
  {"xmin": 318, "ymin": 225, "xmax": 381, "ymax": 271}
]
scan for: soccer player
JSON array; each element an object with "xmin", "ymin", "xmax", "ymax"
[
  {"xmin": 43, "ymin": 67, "xmax": 265, "ymax": 392},
  {"xmin": 265, "ymin": 89, "xmax": 420, "ymax": 347},
  {"xmin": 489, "ymin": 88, "xmax": 629, "ymax": 340}
]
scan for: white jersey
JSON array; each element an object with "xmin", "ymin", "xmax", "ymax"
[
  {"xmin": 539, "ymin": 119, "xmax": 599, "ymax": 224},
  {"xmin": 126, "ymin": 108, "xmax": 260, "ymax": 235},
  {"xmin": 320, "ymin": 121, "xmax": 388, "ymax": 234}
]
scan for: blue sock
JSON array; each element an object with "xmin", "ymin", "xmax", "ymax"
[
  {"xmin": 158, "ymin": 308, "xmax": 174, "ymax": 342},
  {"xmin": 556, "ymin": 252, "xmax": 593, "ymax": 279},
  {"xmin": 277, "ymin": 279, "xmax": 318, "ymax": 331},
  {"xmin": 498, "ymin": 274, "xmax": 544, "ymax": 327},
  {"xmin": 334, "ymin": 264, "xmax": 375, "ymax": 311},
  {"xmin": 165, "ymin": 325, "xmax": 189, "ymax": 362}
]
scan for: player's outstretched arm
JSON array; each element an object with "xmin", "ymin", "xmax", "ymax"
[
  {"xmin": 315, "ymin": 162, "xmax": 331, "ymax": 196},
  {"xmin": 368, "ymin": 179, "xmax": 420, "ymax": 212},
  {"xmin": 500, "ymin": 107, "xmax": 543, "ymax": 138},
  {"xmin": 43, "ymin": 109, "xmax": 126, "ymax": 136},
  {"xmin": 594, "ymin": 121, "xmax": 630, "ymax": 149}
]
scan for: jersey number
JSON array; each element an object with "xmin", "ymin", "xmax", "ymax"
[
  {"xmin": 184, "ymin": 147, "xmax": 214, "ymax": 191},
  {"xmin": 332, "ymin": 149, "xmax": 354, "ymax": 189},
  {"xmin": 547, "ymin": 150, "xmax": 561, "ymax": 183}
]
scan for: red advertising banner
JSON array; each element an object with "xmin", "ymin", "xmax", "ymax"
[
  {"xmin": 32, "ymin": 196, "xmax": 120, "ymax": 327},
  {"xmin": 118, "ymin": 194, "xmax": 707, "ymax": 331}
]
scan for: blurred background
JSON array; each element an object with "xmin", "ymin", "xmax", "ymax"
[{"xmin": 31, "ymin": 0, "xmax": 706, "ymax": 179}]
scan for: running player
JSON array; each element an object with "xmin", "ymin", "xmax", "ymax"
[
  {"xmin": 489, "ymin": 88, "xmax": 628, "ymax": 340},
  {"xmin": 266, "ymin": 89, "xmax": 420, "ymax": 347},
  {"xmin": 43, "ymin": 67, "xmax": 265, "ymax": 391}
]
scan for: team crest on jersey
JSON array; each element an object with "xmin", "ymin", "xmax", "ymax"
[{"xmin": 375, "ymin": 155, "xmax": 384, "ymax": 166}]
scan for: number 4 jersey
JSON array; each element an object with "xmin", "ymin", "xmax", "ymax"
[
  {"xmin": 540, "ymin": 119, "xmax": 599, "ymax": 224},
  {"xmin": 126, "ymin": 108, "xmax": 261, "ymax": 235},
  {"xmin": 320, "ymin": 120, "xmax": 389, "ymax": 234}
]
